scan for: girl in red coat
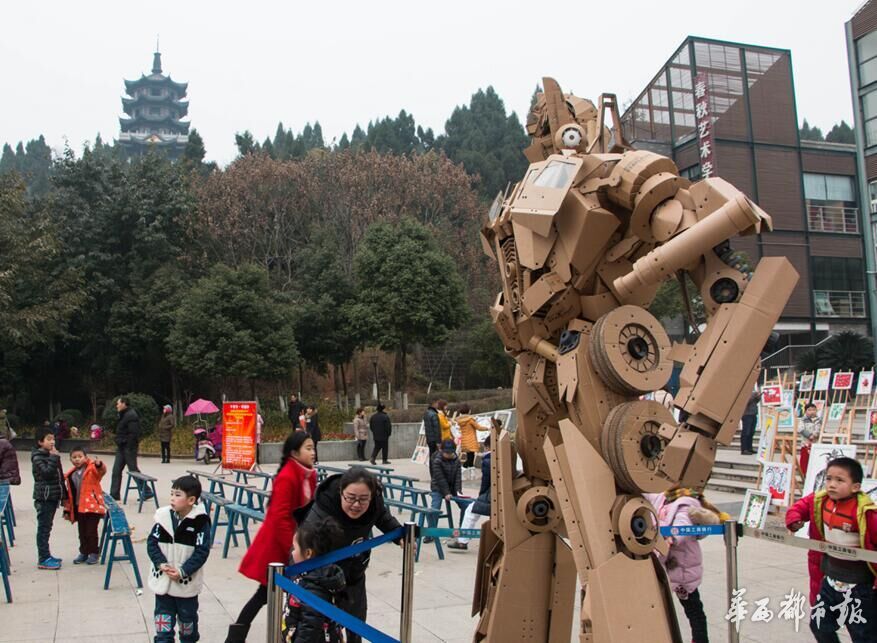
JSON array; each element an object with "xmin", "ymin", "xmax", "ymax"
[
  {"xmin": 62, "ymin": 446, "xmax": 107, "ymax": 564},
  {"xmin": 226, "ymin": 431, "xmax": 317, "ymax": 642}
]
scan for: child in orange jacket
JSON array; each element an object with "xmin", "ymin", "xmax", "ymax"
[
  {"xmin": 63, "ymin": 446, "xmax": 107, "ymax": 565},
  {"xmin": 786, "ymin": 457, "xmax": 877, "ymax": 642}
]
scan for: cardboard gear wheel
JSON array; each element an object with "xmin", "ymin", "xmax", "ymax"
[
  {"xmin": 589, "ymin": 305, "xmax": 672, "ymax": 395},
  {"xmin": 600, "ymin": 400, "xmax": 675, "ymax": 494},
  {"xmin": 612, "ymin": 496, "xmax": 661, "ymax": 556},
  {"xmin": 516, "ymin": 485, "xmax": 561, "ymax": 533}
]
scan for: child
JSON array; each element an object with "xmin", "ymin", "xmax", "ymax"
[
  {"xmin": 449, "ymin": 434, "xmax": 492, "ymax": 551},
  {"xmin": 228, "ymin": 432, "xmax": 318, "ymax": 641},
  {"xmin": 63, "ymin": 447, "xmax": 107, "ymax": 564},
  {"xmin": 147, "ymin": 475, "xmax": 211, "ymax": 643},
  {"xmin": 787, "ymin": 457, "xmax": 877, "ymax": 642},
  {"xmin": 282, "ymin": 516, "xmax": 346, "ymax": 642},
  {"xmin": 305, "ymin": 406, "xmax": 321, "ymax": 462},
  {"xmin": 798, "ymin": 402, "xmax": 821, "ymax": 475},
  {"xmin": 32, "ymin": 426, "xmax": 65, "ymax": 569},
  {"xmin": 425, "ymin": 439, "xmax": 468, "ymax": 543},
  {"xmin": 646, "ymin": 487, "xmax": 729, "ymax": 643}
]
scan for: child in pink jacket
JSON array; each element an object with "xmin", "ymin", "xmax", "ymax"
[{"xmin": 647, "ymin": 488, "xmax": 726, "ymax": 643}]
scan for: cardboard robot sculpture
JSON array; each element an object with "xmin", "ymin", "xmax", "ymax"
[{"xmin": 474, "ymin": 78, "xmax": 798, "ymax": 642}]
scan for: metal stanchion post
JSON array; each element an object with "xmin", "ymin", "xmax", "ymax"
[
  {"xmin": 266, "ymin": 562, "xmax": 285, "ymax": 643},
  {"xmin": 723, "ymin": 520, "xmax": 740, "ymax": 643},
  {"xmin": 399, "ymin": 522, "xmax": 416, "ymax": 643}
]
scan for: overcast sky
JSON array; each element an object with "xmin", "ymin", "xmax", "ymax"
[{"xmin": 1, "ymin": 0, "xmax": 866, "ymax": 165}]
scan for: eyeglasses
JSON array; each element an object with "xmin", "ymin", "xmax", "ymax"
[{"xmin": 342, "ymin": 493, "xmax": 372, "ymax": 506}]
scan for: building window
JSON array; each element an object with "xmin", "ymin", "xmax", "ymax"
[
  {"xmin": 803, "ymin": 173, "xmax": 858, "ymax": 233},
  {"xmin": 812, "ymin": 256, "xmax": 866, "ymax": 318},
  {"xmin": 857, "ymin": 31, "xmax": 877, "ymax": 87},
  {"xmin": 862, "ymin": 89, "xmax": 877, "ymax": 147}
]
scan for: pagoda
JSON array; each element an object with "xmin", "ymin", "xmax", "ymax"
[{"xmin": 118, "ymin": 49, "xmax": 189, "ymax": 160}]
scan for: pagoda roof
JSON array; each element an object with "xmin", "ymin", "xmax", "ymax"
[
  {"xmin": 119, "ymin": 116, "xmax": 190, "ymax": 134},
  {"xmin": 124, "ymin": 74, "xmax": 188, "ymax": 95},
  {"xmin": 119, "ymin": 132, "xmax": 188, "ymax": 147},
  {"xmin": 122, "ymin": 96, "xmax": 189, "ymax": 117}
]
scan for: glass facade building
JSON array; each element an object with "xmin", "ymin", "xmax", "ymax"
[{"xmin": 622, "ymin": 36, "xmax": 868, "ymax": 346}]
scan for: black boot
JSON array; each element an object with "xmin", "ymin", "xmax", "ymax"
[{"xmin": 225, "ymin": 623, "xmax": 250, "ymax": 642}]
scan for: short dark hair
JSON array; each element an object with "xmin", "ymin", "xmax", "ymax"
[
  {"xmin": 340, "ymin": 466, "xmax": 379, "ymax": 498},
  {"xmin": 457, "ymin": 404, "xmax": 470, "ymax": 414},
  {"xmin": 118, "ymin": 396, "xmax": 130, "ymax": 407},
  {"xmin": 70, "ymin": 446, "xmax": 87, "ymax": 456},
  {"xmin": 172, "ymin": 475, "xmax": 202, "ymax": 501},
  {"xmin": 36, "ymin": 426, "xmax": 54, "ymax": 444},
  {"xmin": 805, "ymin": 403, "xmax": 817, "ymax": 411},
  {"xmin": 355, "ymin": 407, "xmax": 364, "ymax": 414},
  {"xmin": 296, "ymin": 516, "xmax": 342, "ymax": 558},
  {"xmin": 826, "ymin": 457, "xmax": 863, "ymax": 484}
]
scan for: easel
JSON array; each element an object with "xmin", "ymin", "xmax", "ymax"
[
  {"xmin": 758, "ymin": 382, "xmax": 802, "ymax": 504},
  {"xmin": 819, "ymin": 378, "xmax": 853, "ymax": 444}
]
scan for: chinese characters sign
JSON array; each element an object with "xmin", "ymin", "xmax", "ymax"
[
  {"xmin": 222, "ymin": 401, "xmax": 257, "ymax": 470},
  {"xmin": 693, "ymin": 74, "xmax": 716, "ymax": 178}
]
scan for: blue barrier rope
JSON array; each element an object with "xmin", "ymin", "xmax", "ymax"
[
  {"xmin": 284, "ymin": 527, "xmax": 404, "ymax": 576},
  {"xmin": 275, "ymin": 573, "xmax": 400, "ymax": 643},
  {"xmin": 660, "ymin": 524, "xmax": 725, "ymax": 537}
]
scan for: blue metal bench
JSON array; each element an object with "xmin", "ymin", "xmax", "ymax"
[
  {"xmin": 222, "ymin": 503, "xmax": 265, "ymax": 559},
  {"xmin": 123, "ymin": 471, "xmax": 159, "ymax": 513},
  {"xmin": 234, "ymin": 469, "xmax": 274, "ymax": 490},
  {"xmin": 0, "ymin": 482, "xmax": 13, "ymax": 547},
  {"xmin": 101, "ymin": 495, "xmax": 143, "ymax": 590},
  {"xmin": 0, "ymin": 484, "xmax": 12, "ymax": 602},
  {"xmin": 384, "ymin": 498, "xmax": 443, "ymax": 561},
  {"xmin": 200, "ymin": 491, "xmax": 233, "ymax": 544}
]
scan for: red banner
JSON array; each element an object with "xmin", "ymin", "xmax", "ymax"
[
  {"xmin": 693, "ymin": 73, "xmax": 716, "ymax": 178},
  {"xmin": 222, "ymin": 401, "xmax": 257, "ymax": 470}
]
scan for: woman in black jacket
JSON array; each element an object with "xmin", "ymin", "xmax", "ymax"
[{"xmin": 301, "ymin": 467, "xmax": 401, "ymax": 643}]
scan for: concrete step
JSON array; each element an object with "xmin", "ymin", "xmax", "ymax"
[
  {"xmin": 710, "ymin": 466, "xmax": 759, "ymax": 483},
  {"xmin": 706, "ymin": 476, "xmax": 756, "ymax": 495}
]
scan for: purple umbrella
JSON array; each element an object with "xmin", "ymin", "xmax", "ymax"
[{"xmin": 185, "ymin": 399, "xmax": 220, "ymax": 416}]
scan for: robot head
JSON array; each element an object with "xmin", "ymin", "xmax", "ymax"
[{"xmin": 525, "ymin": 77, "xmax": 628, "ymax": 162}]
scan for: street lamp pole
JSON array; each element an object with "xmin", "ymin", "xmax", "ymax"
[{"xmin": 372, "ymin": 358, "xmax": 380, "ymax": 405}]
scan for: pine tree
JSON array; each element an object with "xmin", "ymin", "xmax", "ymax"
[
  {"xmin": 800, "ymin": 119, "xmax": 825, "ymax": 141},
  {"xmin": 183, "ymin": 128, "xmax": 206, "ymax": 165},
  {"xmin": 826, "ymin": 120, "xmax": 856, "ymax": 144}
]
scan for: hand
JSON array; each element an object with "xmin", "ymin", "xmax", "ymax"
[
  {"xmin": 49, "ymin": 447, "xmax": 60, "ymax": 456},
  {"xmin": 165, "ymin": 567, "xmax": 181, "ymax": 581},
  {"xmin": 788, "ymin": 520, "xmax": 804, "ymax": 532},
  {"xmin": 444, "ymin": 494, "xmax": 452, "ymax": 501},
  {"xmin": 94, "ymin": 458, "xmax": 102, "ymax": 467}
]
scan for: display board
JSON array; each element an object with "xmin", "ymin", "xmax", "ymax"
[{"xmin": 222, "ymin": 401, "xmax": 258, "ymax": 470}]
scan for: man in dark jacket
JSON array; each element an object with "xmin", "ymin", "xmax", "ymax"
[
  {"xmin": 368, "ymin": 404, "xmax": 392, "ymax": 465},
  {"xmin": 110, "ymin": 397, "xmax": 148, "ymax": 500},
  {"xmin": 302, "ymin": 470, "xmax": 401, "ymax": 643},
  {"xmin": 288, "ymin": 394, "xmax": 305, "ymax": 430},
  {"xmin": 740, "ymin": 387, "xmax": 759, "ymax": 455},
  {"xmin": 422, "ymin": 402, "xmax": 442, "ymax": 457},
  {"xmin": 425, "ymin": 439, "xmax": 469, "ymax": 543},
  {"xmin": 32, "ymin": 426, "xmax": 65, "ymax": 568},
  {"xmin": 0, "ymin": 427, "xmax": 21, "ymax": 485}
]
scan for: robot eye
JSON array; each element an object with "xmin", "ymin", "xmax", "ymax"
[{"xmin": 561, "ymin": 127, "xmax": 582, "ymax": 148}]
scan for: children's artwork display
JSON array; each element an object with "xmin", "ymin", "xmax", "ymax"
[
  {"xmin": 857, "ymin": 371, "xmax": 874, "ymax": 397},
  {"xmin": 813, "ymin": 400, "xmax": 826, "ymax": 416},
  {"xmin": 761, "ymin": 385, "xmax": 782, "ymax": 406},
  {"xmin": 867, "ymin": 409, "xmax": 877, "ymax": 444},
  {"xmin": 759, "ymin": 461, "xmax": 792, "ymax": 506},
  {"xmin": 756, "ymin": 411, "xmax": 777, "ymax": 463},
  {"xmin": 814, "ymin": 368, "xmax": 832, "ymax": 392},
  {"xmin": 777, "ymin": 406, "xmax": 794, "ymax": 431},
  {"xmin": 739, "ymin": 489, "xmax": 771, "ymax": 529},
  {"xmin": 827, "ymin": 402, "xmax": 846, "ymax": 423},
  {"xmin": 799, "ymin": 373, "xmax": 814, "ymax": 392},
  {"xmin": 780, "ymin": 389, "xmax": 794, "ymax": 409},
  {"xmin": 832, "ymin": 371, "xmax": 854, "ymax": 390}
]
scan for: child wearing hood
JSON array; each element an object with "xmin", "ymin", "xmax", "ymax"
[
  {"xmin": 283, "ymin": 516, "xmax": 346, "ymax": 642},
  {"xmin": 646, "ymin": 487, "xmax": 729, "ymax": 643},
  {"xmin": 63, "ymin": 446, "xmax": 106, "ymax": 564}
]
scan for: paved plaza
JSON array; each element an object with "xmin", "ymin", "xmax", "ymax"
[{"xmin": 0, "ymin": 450, "xmax": 848, "ymax": 642}]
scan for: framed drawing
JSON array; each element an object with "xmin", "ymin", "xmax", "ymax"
[
  {"xmin": 832, "ymin": 372, "xmax": 854, "ymax": 390},
  {"xmin": 828, "ymin": 402, "xmax": 846, "ymax": 423},
  {"xmin": 857, "ymin": 371, "xmax": 874, "ymax": 397},
  {"xmin": 814, "ymin": 368, "xmax": 832, "ymax": 392},
  {"xmin": 799, "ymin": 373, "xmax": 814, "ymax": 392},
  {"xmin": 777, "ymin": 406, "xmax": 795, "ymax": 431},
  {"xmin": 740, "ymin": 490, "xmax": 771, "ymax": 529},
  {"xmin": 761, "ymin": 385, "xmax": 782, "ymax": 406},
  {"xmin": 756, "ymin": 411, "xmax": 777, "ymax": 463},
  {"xmin": 866, "ymin": 409, "xmax": 877, "ymax": 444},
  {"xmin": 760, "ymin": 461, "xmax": 792, "ymax": 506}
]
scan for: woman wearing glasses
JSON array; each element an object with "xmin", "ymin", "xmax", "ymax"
[{"xmin": 302, "ymin": 466, "xmax": 401, "ymax": 643}]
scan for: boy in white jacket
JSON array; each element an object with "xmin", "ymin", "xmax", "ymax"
[{"xmin": 146, "ymin": 475, "xmax": 211, "ymax": 642}]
